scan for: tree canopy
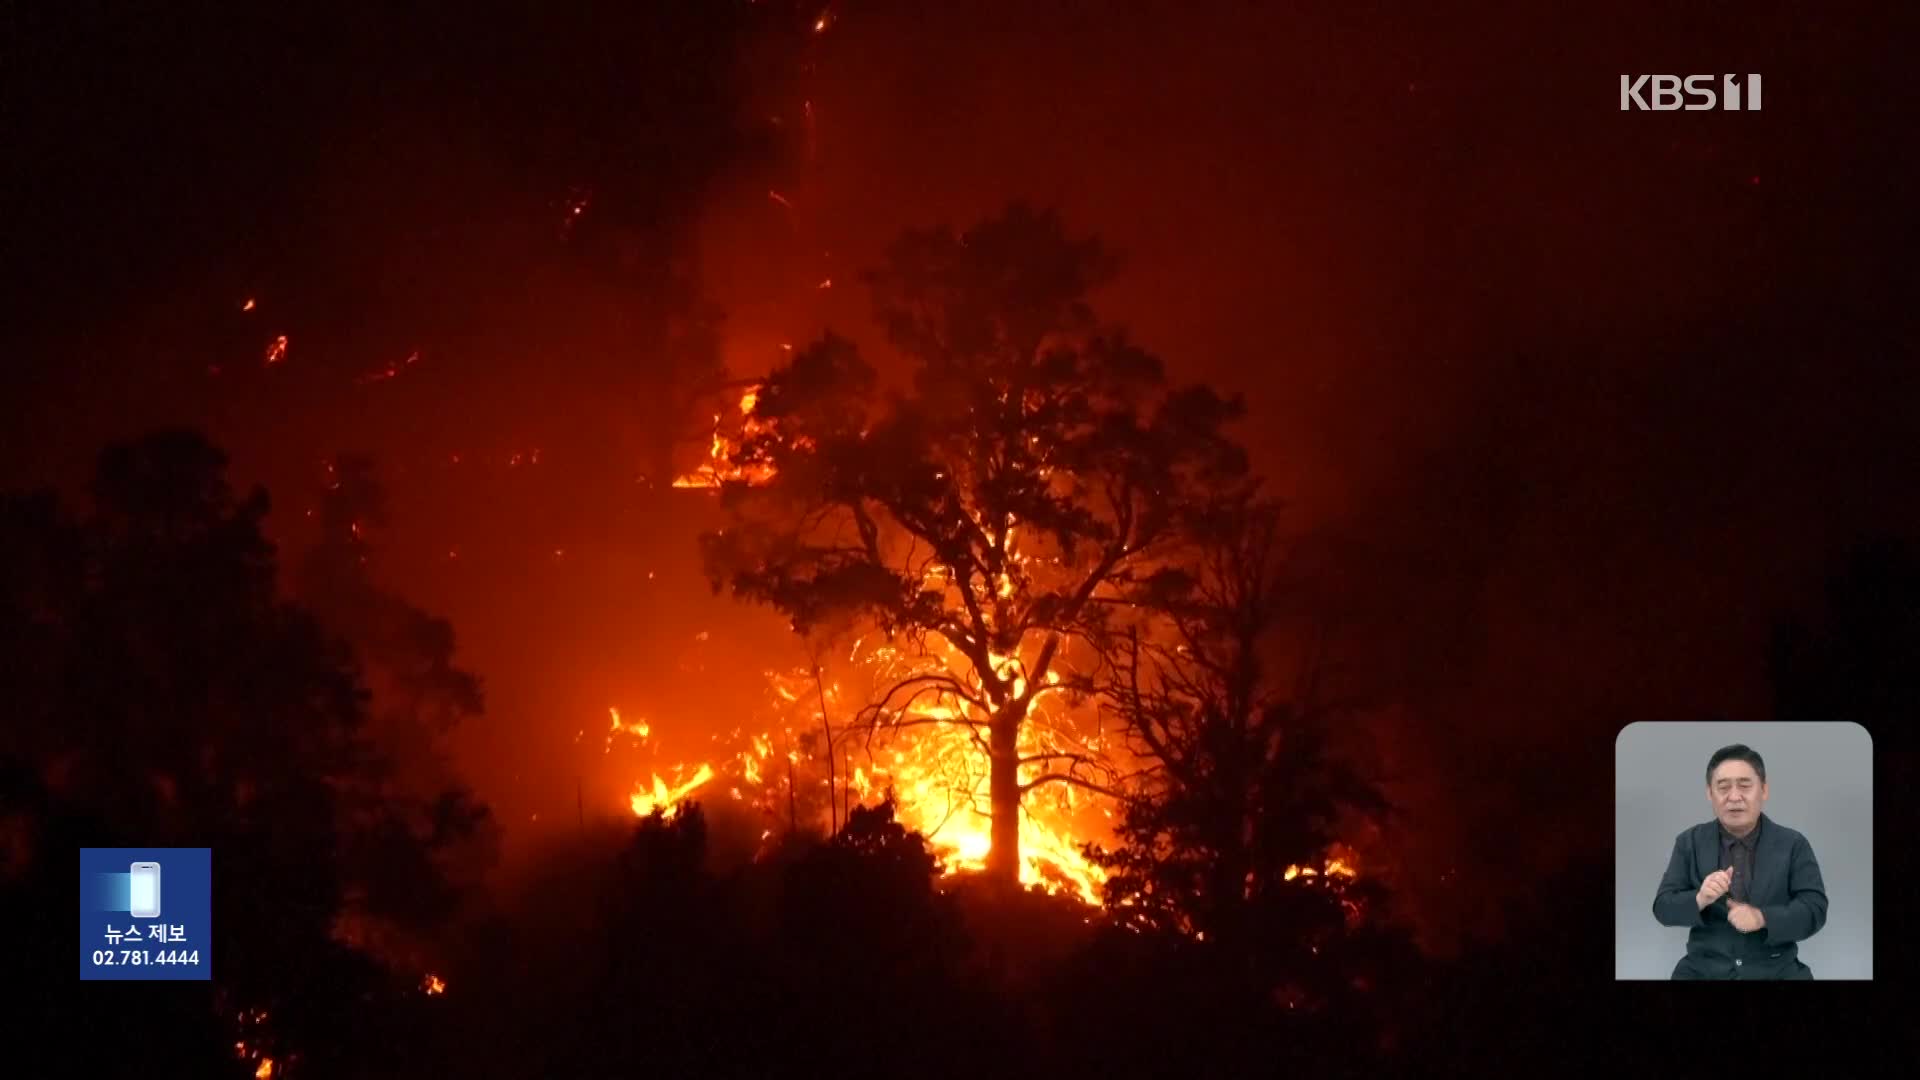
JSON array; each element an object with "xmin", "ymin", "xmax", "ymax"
[{"xmin": 701, "ymin": 204, "xmax": 1248, "ymax": 881}]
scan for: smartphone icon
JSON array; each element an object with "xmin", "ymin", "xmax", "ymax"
[{"xmin": 129, "ymin": 862, "xmax": 161, "ymax": 918}]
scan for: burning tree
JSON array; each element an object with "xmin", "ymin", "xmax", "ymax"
[
  {"xmin": 759, "ymin": 637, "xmax": 1112, "ymax": 901},
  {"xmin": 700, "ymin": 205, "xmax": 1247, "ymax": 885},
  {"xmin": 1090, "ymin": 494, "xmax": 1387, "ymax": 955}
]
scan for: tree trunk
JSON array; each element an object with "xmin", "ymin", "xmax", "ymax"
[{"xmin": 985, "ymin": 704, "xmax": 1022, "ymax": 885}]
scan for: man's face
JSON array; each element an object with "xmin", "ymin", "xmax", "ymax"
[{"xmin": 1708, "ymin": 760, "xmax": 1767, "ymax": 831}]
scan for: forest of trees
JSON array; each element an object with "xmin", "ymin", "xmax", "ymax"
[{"xmin": 4, "ymin": 207, "xmax": 1912, "ymax": 1077}]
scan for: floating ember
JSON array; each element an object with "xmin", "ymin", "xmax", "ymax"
[{"xmin": 606, "ymin": 706, "xmax": 650, "ymax": 752}]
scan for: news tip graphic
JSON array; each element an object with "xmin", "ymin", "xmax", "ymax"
[{"xmin": 80, "ymin": 848, "xmax": 212, "ymax": 981}]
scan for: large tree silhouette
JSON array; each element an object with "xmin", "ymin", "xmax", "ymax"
[{"xmin": 700, "ymin": 205, "xmax": 1247, "ymax": 882}]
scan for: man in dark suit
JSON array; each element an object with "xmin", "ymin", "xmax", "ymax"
[{"xmin": 1651, "ymin": 743, "xmax": 1830, "ymax": 979}]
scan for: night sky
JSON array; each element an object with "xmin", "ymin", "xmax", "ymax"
[{"xmin": 4, "ymin": 0, "xmax": 1911, "ymax": 954}]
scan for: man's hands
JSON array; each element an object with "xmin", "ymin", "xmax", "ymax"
[
  {"xmin": 1693, "ymin": 864, "xmax": 1766, "ymax": 931},
  {"xmin": 1728, "ymin": 901, "xmax": 1767, "ymax": 933},
  {"xmin": 1696, "ymin": 865, "xmax": 1735, "ymax": 910}
]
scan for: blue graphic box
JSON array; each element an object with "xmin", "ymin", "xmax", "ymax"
[{"xmin": 79, "ymin": 847, "xmax": 212, "ymax": 981}]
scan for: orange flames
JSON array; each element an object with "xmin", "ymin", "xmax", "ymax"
[
  {"xmin": 606, "ymin": 706, "xmax": 650, "ymax": 752},
  {"xmin": 617, "ymin": 646, "xmax": 1365, "ymax": 913},
  {"xmin": 1284, "ymin": 856, "xmax": 1357, "ymax": 882},
  {"xmin": 672, "ymin": 387, "xmax": 772, "ymax": 490},
  {"xmin": 619, "ymin": 635, "xmax": 1111, "ymax": 903},
  {"xmin": 232, "ymin": 1008, "xmax": 273, "ymax": 1076},
  {"xmin": 622, "ymin": 713, "xmax": 1106, "ymax": 901},
  {"xmin": 629, "ymin": 762, "xmax": 717, "ymax": 818},
  {"xmin": 843, "ymin": 701, "xmax": 1109, "ymax": 904},
  {"xmin": 656, "ymin": 419, "xmax": 1112, "ymax": 904},
  {"xmin": 644, "ymin": 382, "xmax": 1359, "ymax": 913}
]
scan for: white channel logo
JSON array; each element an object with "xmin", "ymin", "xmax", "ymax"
[{"xmin": 1621, "ymin": 74, "xmax": 1762, "ymax": 111}]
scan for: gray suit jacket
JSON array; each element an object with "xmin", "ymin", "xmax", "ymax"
[{"xmin": 1650, "ymin": 813, "xmax": 1829, "ymax": 979}]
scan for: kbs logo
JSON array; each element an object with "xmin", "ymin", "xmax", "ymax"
[{"xmin": 1620, "ymin": 74, "xmax": 1762, "ymax": 111}]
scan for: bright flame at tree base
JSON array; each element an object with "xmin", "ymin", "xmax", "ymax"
[
  {"xmin": 623, "ymin": 750, "xmax": 1105, "ymax": 900},
  {"xmin": 613, "ymin": 666, "xmax": 1362, "ymax": 909}
]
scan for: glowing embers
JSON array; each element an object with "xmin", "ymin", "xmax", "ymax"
[
  {"xmin": 355, "ymin": 349, "xmax": 421, "ymax": 385},
  {"xmin": 671, "ymin": 386, "xmax": 775, "ymax": 489},
  {"xmin": 606, "ymin": 706, "xmax": 651, "ymax": 753},
  {"xmin": 231, "ymin": 1008, "xmax": 275, "ymax": 1077},
  {"xmin": 1283, "ymin": 856, "xmax": 1357, "ymax": 882}
]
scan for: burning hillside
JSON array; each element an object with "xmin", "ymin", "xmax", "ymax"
[
  {"xmin": 613, "ymin": 362, "xmax": 1373, "ymax": 912},
  {"xmin": 614, "ymin": 646, "xmax": 1113, "ymax": 903}
]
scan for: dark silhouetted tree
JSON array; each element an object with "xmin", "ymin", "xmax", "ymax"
[
  {"xmin": 1090, "ymin": 495, "xmax": 1388, "ymax": 964},
  {"xmin": 294, "ymin": 454, "xmax": 498, "ymax": 964},
  {"xmin": 780, "ymin": 795, "xmax": 958, "ymax": 975},
  {"xmin": 701, "ymin": 204, "xmax": 1247, "ymax": 883},
  {"xmin": 0, "ymin": 431, "xmax": 470, "ymax": 1077}
]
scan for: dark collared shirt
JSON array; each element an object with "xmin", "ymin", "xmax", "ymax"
[{"xmin": 1718, "ymin": 815, "xmax": 1762, "ymax": 904}]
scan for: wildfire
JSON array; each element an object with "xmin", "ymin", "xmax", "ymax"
[
  {"xmin": 618, "ymin": 659, "xmax": 1364, "ymax": 915},
  {"xmin": 671, "ymin": 387, "xmax": 773, "ymax": 489},
  {"xmin": 231, "ymin": 1008, "xmax": 274, "ymax": 1076},
  {"xmin": 1284, "ymin": 856, "xmax": 1358, "ymax": 882},
  {"xmin": 264, "ymin": 334, "xmax": 288, "ymax": 365},
  {"xmin": 623, "ymin": 643, "xmax": 1110, "ymax": 904},
  {"xmin": 422, "ymin": 973, "xmax": 446, "ymax": 995},
  {"xmin": 644, "ymin": 398, "xmax": 1359, "ymax": 912},
  {"xmin": 845, "ymin": 710, "xmax": 1108, "ymax": 903},
  {"xmin": 606, "ymin": 706, "xmax": 650, "ymax": 752},
  {"xmin": 629, "ymin": 763, "xmax": 716, "ymax": 818}
]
